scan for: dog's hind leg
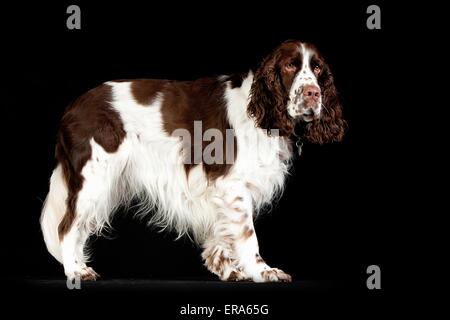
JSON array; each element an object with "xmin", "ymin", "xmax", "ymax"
[{"xmin": 58, "ymin": 139, "xmax": 128, "ymax": 281}]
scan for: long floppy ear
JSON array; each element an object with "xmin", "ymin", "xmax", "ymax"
[
  {"xmin": 303, "ymin": 63, "xmax": 346, "ymax": 144},
  {"xmin": 247, "ymin": 48, "xmax": 293, "ymax": 136}
]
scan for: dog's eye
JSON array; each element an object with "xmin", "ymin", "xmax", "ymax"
[
  {"xmin": 285, "ymin": 62, "xmax": 297, "ymax": 72},
  {"xmin": 313, "ymin": 65, "xmax": 321, "ymax": 75}
]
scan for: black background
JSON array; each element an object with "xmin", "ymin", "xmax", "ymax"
[{"xmin": 2, "ymin": 0, "xmax": 416, "ymax": 317}]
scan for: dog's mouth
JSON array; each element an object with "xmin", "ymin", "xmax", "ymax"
[
  {"xmin": 301, "ymin": 115, "xmax": 314, "ymax": 122},
  {"xmin": 300, "ymin": 108, "xmax": 318, "ymax": 122}
]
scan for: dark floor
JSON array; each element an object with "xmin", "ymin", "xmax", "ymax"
[
  {"xmin": 16, "ymin": 278, "xmax": 340, "ymax": 292},
  {"xmin": 4, "ymin": 278, "xmax": 385, "ymax": 319}
]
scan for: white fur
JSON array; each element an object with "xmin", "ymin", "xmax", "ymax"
[{"xmin": 40, "ymin": 164, "xmax": 66, "ymax": 263}]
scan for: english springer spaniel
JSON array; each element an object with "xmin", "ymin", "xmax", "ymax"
[{"xmin": 41, "ymin": 40, "xmax": 345, "ymax": 282}]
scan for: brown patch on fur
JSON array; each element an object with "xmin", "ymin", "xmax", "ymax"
[
  {"xmin": 227, "ymin": 270, "xmax": 239, "ymax": 281},
  {"xmin": 222, "ymin": 234, "xmax": 234, "ymax": 245},
  {"xmin": 160, "ymin": 77, "xmax": 238, "ymax": 182},
  {"xmin": 246, "ymin": 182, "xmax": 262, "ymax": 194},
  {"xmin": 231, "ymin": 196, "xmax": 246, "ymax": 214},
  {"xmin": 202, "ymin": 245, "xmax": 229, "ymax": 277},
  {"xmin": 56, "ymin": 84, "xmax": 126, "ymax": 239},
  {"xmin": 255, "ymin": 253, "xmax": 265, "ymax": 264},
  {"xmin": 218, "ymin": 253, "xmax": 226, "ymax": 265},
  {"xmin": 79, "ymin": 267, "xmax": 100, "ymax": 281},
  {"xmin": 80, "ymin": 273, "xmax": 97, "ymax": 281},
  {"xmin": 242, "ymin": 225, "xmax": 254, "ymax": 239},
  {"xmin": 130, "ymin": 79, "xmax": 167, "ymax": 106},
  {"xmin": 232, "ymin": 196, "xmax": 244, "ymax": 203}
]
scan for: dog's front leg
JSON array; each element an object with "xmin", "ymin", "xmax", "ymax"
[{"xmin": 202, "ymin": 182, "xmax": 291, "ymax": 282}]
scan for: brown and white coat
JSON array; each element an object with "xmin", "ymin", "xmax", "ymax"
[{"xmin": 40, "ymin": 40, "xmax": 345, "ymax": 282}]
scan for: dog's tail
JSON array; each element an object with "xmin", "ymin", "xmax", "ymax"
[{"xmin": 40, "ymin": 164, "xmax": 67, "ymax": 263}]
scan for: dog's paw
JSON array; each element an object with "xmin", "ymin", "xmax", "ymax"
[
  {"xmin": 66, "ymin": 265, "xmax": 100, "ymax": 281},
  {"xmin": 259, "ymin": 267, "xmax": 292, "ymax": 282},
  {"xmin": 223, "ymin": 268, "xmax": 250, "ymax": 282}
]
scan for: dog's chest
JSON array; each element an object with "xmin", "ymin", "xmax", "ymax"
[{"xmin": 232, "ymin": 129, "xmax": 292, "ymax": 194}]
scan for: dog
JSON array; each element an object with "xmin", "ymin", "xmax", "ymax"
[{"xmin": 40, "ymin": 40, "xmax": 345, "ymax": 282}]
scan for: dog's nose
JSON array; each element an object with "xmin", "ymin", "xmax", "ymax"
[{"xmin": 302, "ymin": 85, "xmax": 321, "ymax": 101}]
